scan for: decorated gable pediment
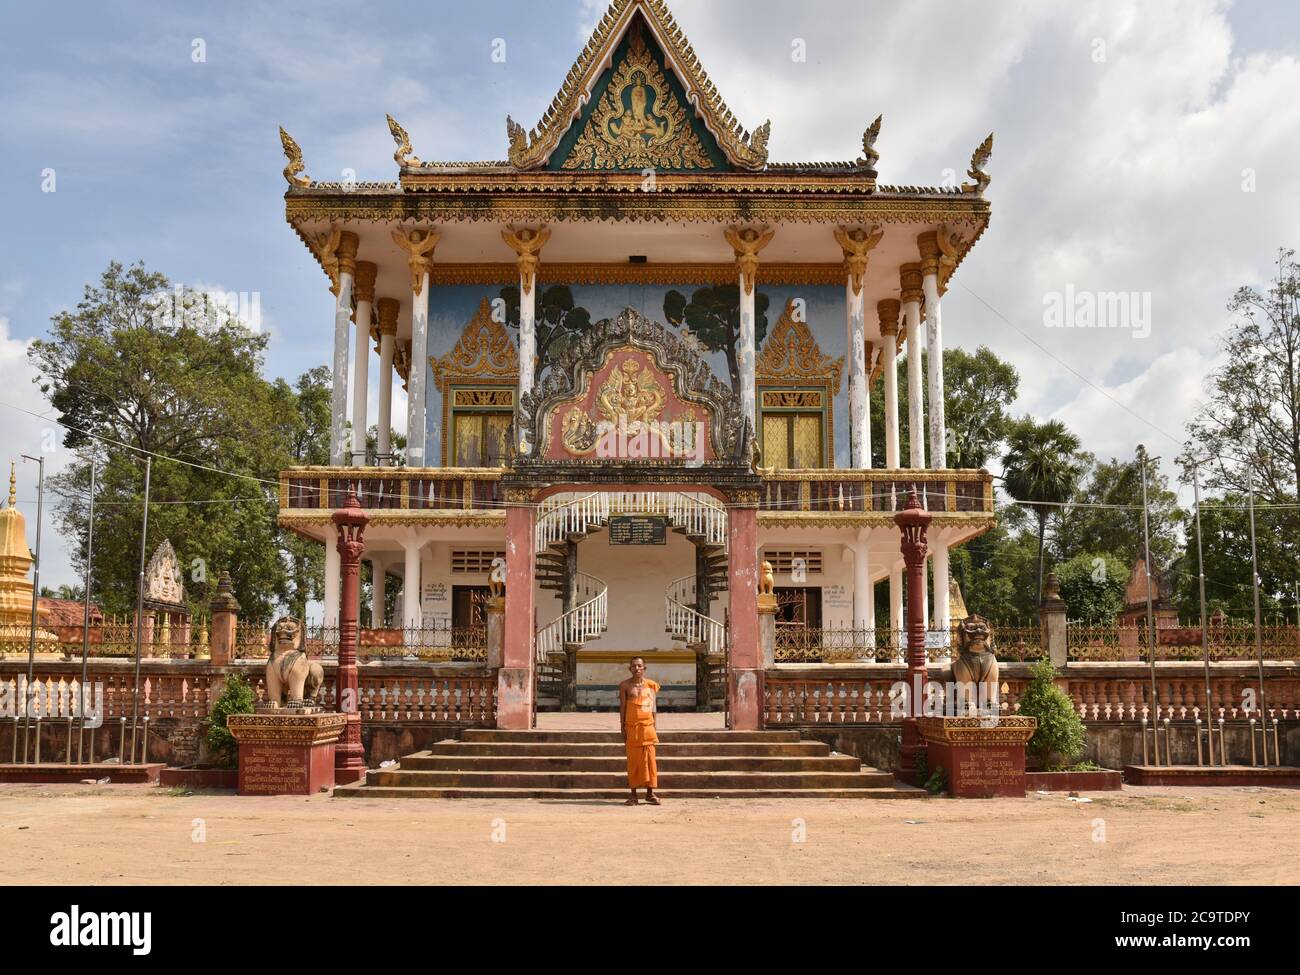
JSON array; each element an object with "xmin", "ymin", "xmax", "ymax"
[
  {"xmin": 431, "ymin": 298, "xmax": 519, "ymax": 389},
  {"xmin": 507, "ymin": 1, "xmax": 769, "ymax": 172},
  {"xmin": 757, "ymin": 300, "xmax": 844, "ymax": 393},
  {"xmin": 143, "ymin": 539, "xmax": 185, "ymax": 608},
  {"xmin": 517, "ymin": 307, "xmax": 750, "ymax": 469}
]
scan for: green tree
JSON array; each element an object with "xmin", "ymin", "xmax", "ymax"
[
  {"xmin": 499, "ymin": 285, "xmax": 592, "ymax": 385},
  {"xmin": 1001, "ymin": 417, "xmax": 1086, "ymax": 603},
  {"xmin": 27, "ymin": 261, "xmax": 317, "ymax": 621},
  {"xmin": 1054, "ymin": 552, "xmax": 1128, "ymax": 622},
  {"xmin": 663, "ymin": 285, "xmax": 769, "ymax": 391},
  {"xmin": 869, "ymin": 345, "xmax": 1019, "ymax": 470},
  {"xmin": 1017, "ymin": 657, "xmax": 1087, "ymax": 768},
  {"xmin": 1189, "ymin": 248, "xmax": 1300, "ymax": 515},
  {"xmin": 1054, "ymin": 454, "xmax": 1184, "ymax": 571},
  {"xmin": 949, "ymin": 503, "xmax": 1041, "ymax": 621}
]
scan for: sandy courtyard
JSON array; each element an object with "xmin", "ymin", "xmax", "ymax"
[{"xmin": 0, "ymin": 781, "xmax": 1296, "ymax": 885}]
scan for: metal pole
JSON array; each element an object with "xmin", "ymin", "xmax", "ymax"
[
  {"xmin": 20, "ymin": 454, "xmax": 45, "ymax": 763},
  {"xmin": 1137, "ymin": 445, "xmax": 1158, "ymax": 724},
  {"xmin": 129, "ymin": 457, "xmax": 151, "ymax": 766},
  {"xmin": 78, "ymin": 460, "xmax": 96, "ymax": 764},
  {"xmin": 1244, "ymin": 441, "xmax": 1269, "ymax": 726},
  {"xmin": 1189, "ymin": 460, "xmax": 1214, "ymax": 760}
]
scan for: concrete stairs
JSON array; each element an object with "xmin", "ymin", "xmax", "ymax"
[{"xmin": 334, "ymin": 728, "xmax": 922, "ymax": 799}]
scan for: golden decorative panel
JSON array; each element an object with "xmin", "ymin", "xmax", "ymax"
[
  {"xmin": 762, "ymin": 390, "xmax": 822, "ymax": 410},
  {"xmin": 562, "ymin": 23, "xmax": 713, "ymax": 171},
  {"xmin": 453, "ymin": 388, "xmax": 513, "ymax": 408},
  {"xmin": 756, "ymin": 300, "xmax": 844, "ymax": 393},
  {"xmin": 430, "ymin": 298, "xmax": 519, "ymax": 388}
]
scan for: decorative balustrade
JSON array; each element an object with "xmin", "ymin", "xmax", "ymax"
[
  {"xmin": 535, "ymin": 490, "xmax": 728, "ymax": 551},
  {"xmin": 665, "ymin": 576, "xmax": 725, "ymax": 655},
  {"xmin": 769, "ymin": 621, "xmax": 1034, "ymax": 664},
  {"xmin": 280, "ymin": 467, "xmax": 505, "ymax": 512},
  {"xmin": 1067, "ymin": 620, "xmax": 1300, "ymax": 662},
  {"xmin": 757, "ymin": 469, "xmax": 992, "ymax": 515},
  {"xmin": 536, "ymin": 572, "xmax": 607, "ymax": 661}
]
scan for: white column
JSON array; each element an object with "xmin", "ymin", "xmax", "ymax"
[
  {"xmin": 407, "ymin": 274, "xmax": 429, "ymax": 465},
  {"xmin": 376, "ymin": 298, "xmax": 398, "ymax": 465},
  {"xmin": 853, "ymin": 539, "xmax": 871, "ymax": 631},
  {"xmin": 726, "ymin": 226, "xmax": 773, "ymax": 438},
  {"xmin": 901, "ymin": 263, "xmax": 926, "ymax": 469},
  {"xmin": 324, "ymin": 542, "xmax": 341, "ymax": 628},
  {"xmin": 501, "ymin": 227, "xmax": 549, "ymax": 454},
  {"xmin": 329, "ymin": 231, "xmax": 359, "ymax": 467},
  {"xmin": 879, "ymin": 301, "xmax": 901, "ymax": 469},
  {"xmin": 370, "ymin": 557, "xmax": 386, "ymax": 629},
  {"xmin": 932, "ymin": 539, "xmax": 951, "ymax": 630},
  {"xmin": 889, "ymin": 565, "xmax": 903, "ymax": 644},
  {"xmin": 351, "ymin": 262, "xmax": 376, "ymax": 465},
  {"xmin": 919, "ymin": 232, "xmax": 947, "ymax": 470},
  {"xmin": 402, "ymin": 536, "xmax": 422, "ymax": 628},
  {"xmin": 392, "ymin": 228, "xmax": 439, "ymax": 467},
  {"xmin": 846, "ymin": 280, "xmax": 869, "ymax": 469}
]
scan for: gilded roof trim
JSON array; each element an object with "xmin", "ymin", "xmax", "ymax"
[{"xmin": 500, "ymin": 0, "xmax": 770, "ymax": 171}]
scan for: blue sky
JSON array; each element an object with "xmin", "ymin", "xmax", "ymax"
[{"xmin": 3, "ymin": 0, "xmax": 1300, "ymax": 588}]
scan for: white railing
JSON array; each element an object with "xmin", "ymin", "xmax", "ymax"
[
  {"xmin": 535, "ymin": 490, "xmax": 728, "ymax": 553},
  {"xmin": 665, "ymin": 575, "xmax": 726, "ymax": 656},
  {"xmin": 536, "ymin": 571, "xmax": 608, "ymax": 661}
]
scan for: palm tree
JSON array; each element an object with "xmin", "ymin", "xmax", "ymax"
[{"xmin": 1001, "ymin": 418, "xmax": 1085, "ymax": 602}]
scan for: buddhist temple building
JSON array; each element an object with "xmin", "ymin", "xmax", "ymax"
[{"xmin": 276, "ymin": 0, "xmax": 996, "ymax": 726}]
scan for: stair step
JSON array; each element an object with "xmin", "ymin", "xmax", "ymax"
[
  {"xmin": 363, "ymin": 769, "xmax": 892, "ymax": 789},
  {"xmin": 461, "ymin": 729, "xmax": 802, "ymax": 743},
  {"xmin": 423, "ymin": 741, "xmax": 833, "ymax": 757},
  {"xmin": 336, "ymin": 785, "xmax": 921, "ymax": 800},
  {"xmin": 399, "ymin": 754, "xmax": 860, "ymax": 772}
]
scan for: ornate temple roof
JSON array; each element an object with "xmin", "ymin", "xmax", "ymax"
[{"xmin": 279, "ymin": 0, "xmax": 993, "ymax": 207}]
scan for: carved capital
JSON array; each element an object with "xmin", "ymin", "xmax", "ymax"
[
  {"xmin": 392, "ymin": 227, "xmax": 441, "ymax": 296},
  {"xmin": 834, "ymin": 224, "xmax": 885, "ymax": 296},
  {"xmin": 917, "ymin": 230, "xmax": 942, "ymax": 279},
  {"xmin": 335, "ymin": 231, "xmax": 360, "ymax": 280},
  {"xmin": 501, "ymin": 225, "xmax": 550, "ymax": 297},
  {"xmin": 877, "ymin": 299, "xmax": 901, "ymax": 337},
  {"xmin": 724, "ymin": 225, "xmax": 775, "ymax": 296},
  {"xmin": 376, "ymin": 297, "xmax": 400, "ymax": 336},
  {"xmin": 899, "ymin": 262, "xmax": 924, "ymax": 305},
  {"xmin": 353, "ymin": 261, "xmax": 378, "ymax": 304}
]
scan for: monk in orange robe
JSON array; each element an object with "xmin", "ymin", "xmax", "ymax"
[{"xmin": 619, "ymin": 657, "xmax": 661, "ymax": 805}]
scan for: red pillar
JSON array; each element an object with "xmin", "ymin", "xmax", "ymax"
[
  {"xmin": 727, "ymin": 501, "xmax": 762, "ymax": 730},
  {"xmin": 333, "ymin": 485, "xmax": 369, "ymax": 784},
  {"xmin": 895, "ymin": 490, "xmax": 932, "ymax": 772},
  {"xmin": 498, "ymin": 501, "xmax": 536, "ymax": 729}
]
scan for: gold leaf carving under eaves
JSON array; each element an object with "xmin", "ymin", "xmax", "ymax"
[
  {"xmin": 562, "ymin": 24, "xmax": 713, "ymax": 171},
  {"xmin": 431, "ymin": 298, "xmax": 519, "ymax": 388},
  {"xmin": 756, "ymin": 300, "xmax": 844, "ymax": 394}
]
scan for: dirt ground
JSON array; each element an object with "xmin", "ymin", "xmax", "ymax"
[{"xmin": 1, "ymin": 782, "xmax": 1296, "ymax": 885}]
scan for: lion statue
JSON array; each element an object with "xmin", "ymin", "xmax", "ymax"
[
  {"xmin": 951, "ymin": 614, "xmax": 999, "ymax": 715},
  {"xmin": 488, "ymin": 557, "xmax": 506, "ymax": 598},
  {"xmin": 759, "ymin": 560, "xmax": 775, "ymax": 596},
  {"xmin": 264, "ymin": 616, "xmax": 324, "ymax": 710}
]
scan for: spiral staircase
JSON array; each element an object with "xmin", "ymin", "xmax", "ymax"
[{"xmin": 532, "ymin": 491, "xmax": 730, "ymax": 709}]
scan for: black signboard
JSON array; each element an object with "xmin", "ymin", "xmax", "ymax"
[{"xmin": 608, "ymin": 515, "xmax": 667, "ymax": 545}]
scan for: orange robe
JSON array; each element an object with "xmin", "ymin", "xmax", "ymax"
[{"xmin": 624, "ymin": 679, "xmax": 660, "ymax": 789}]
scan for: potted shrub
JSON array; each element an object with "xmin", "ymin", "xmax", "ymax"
[
  {"xmin": 160, "ymin": 673, "xmax": 256, "ymax": 790},
  {"xmin": 1016, "ymin": 657, "xmax": 1121, "ymax": 790}
]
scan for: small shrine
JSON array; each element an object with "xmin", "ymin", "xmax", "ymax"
[
  {"xmin": 140, "ymin": 539, "xmax": 192, "ymax": 657},
  {"xmin": 0, "ymin": 463, "xmax": 59, "ymax": 658}
]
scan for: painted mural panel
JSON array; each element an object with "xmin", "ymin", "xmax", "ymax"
[{"xmin": 424, "ymin": 283, "xmax": 848, "ymax": 467}]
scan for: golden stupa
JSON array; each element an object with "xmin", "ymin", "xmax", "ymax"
[{"xmin": 0, "ymin": 462, "xmax": 59, "ymax": 656}]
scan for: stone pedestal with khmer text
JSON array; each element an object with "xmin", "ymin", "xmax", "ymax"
[
  {"xmin": 916, "ymin": 715, "xmax": 1037, "ymax": 798},
  {"xmin": 227, "ymin": 711, "xmax": 348, "ymax": 796}
]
